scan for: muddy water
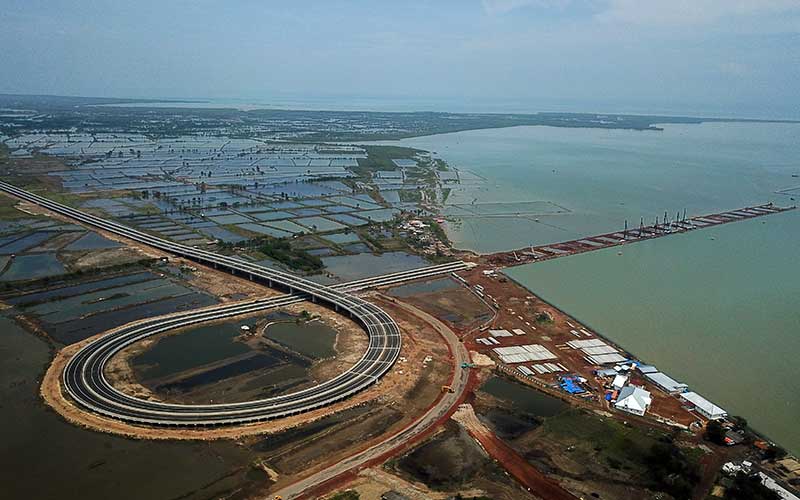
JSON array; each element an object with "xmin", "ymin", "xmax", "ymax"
[
  {"xmin": 0, "ymin": 315, "xmax": 261, "ymax": 500},
  {"xmin": 387, "ymin": 276, "xmax": 460, "ymax": 298},
  {"xmin": 133, "ymin": 317, "xmax": 339, "ymax": 401},
  {"xmin": 0, "ymin": 253, "xmax": 65, "ymax": 281},
  {"xmin": 264, "ymin": 320, "xmax": 337, "ymax": 359},
  {"xmin": 481, "ymin": 376, "xmax": 567, "ymax": 418},
  {"xmin": 134, "ymin": 322, "xmax": 250, "ymax": 379}
]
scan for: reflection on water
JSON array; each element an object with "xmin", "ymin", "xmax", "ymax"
[
  {"xmin": 0, "ymin": 315, "xmax": 255, "ymax": 500},
  {"xmin": 481, "ymin": 376, "xmax": 567, "ymax": 418},
  {"xmin": 265, "ymin": 320, "xmax": 338, "ymax": 359},
  {"xmin": 0, "ymin": 253, "xmax": 65, "ymax": 281},
  {"xmin": 506, "ymin": 212, "xmax": 800, "ymax": 455}
]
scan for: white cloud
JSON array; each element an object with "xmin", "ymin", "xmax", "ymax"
[
  {"xmin": 718, "ymin": 61, "xmax": 750, "ymax": 77},
  {"xmin": 481, "ymin": 0, "xmax": 571, "ymax": 16},
  {"xmin": 595, "ymin": 0, "xmax": 800, "ymax": 28}
]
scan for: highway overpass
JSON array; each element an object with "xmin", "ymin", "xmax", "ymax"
[{"xmin": 0, "ymin": 181, "xmax": 467, "ymax": 426}]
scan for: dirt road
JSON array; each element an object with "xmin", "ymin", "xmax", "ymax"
[
  {"xmin": 452, "ymin": 404, "xmax": 578, "ymax": 500},
  {"xmin": 269, "ymin": 296, "xmax": 471, "ymax": 500}
]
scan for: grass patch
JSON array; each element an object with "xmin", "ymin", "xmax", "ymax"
[
  {"xmin": 0, "ymin": 195, "xmax": 33, "ymax": 220},
  {"xmin": 258, "ymin": 238, "xmax": 323, "ymax": 273},
  {"xmin": 398, "ymin": 189, "xmax": 422, "ymax": 203},
  {"xmin": 328, "ymin": 491, "xmax": 359, "ymax": 500},
  {"xmin": 539, "ymin": 409, "xmax": 702, "ymax": 499},
  {"xmin": 354, "ymin": 145, "xmax": 422, "ymax": 178},
  {"xmin": 541, "ymin": 409, "xmax": 664, "ymax": 469}
]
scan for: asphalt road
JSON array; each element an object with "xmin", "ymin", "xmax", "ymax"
[{"xmin": 0, "ymin": 181, "xmax": 465, "ymax": 426}]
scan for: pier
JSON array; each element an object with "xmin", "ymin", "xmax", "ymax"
[{"xmin": 484, "ymin": 203, "xmax": 796, "ymax": 267}]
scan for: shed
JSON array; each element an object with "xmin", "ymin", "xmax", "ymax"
[
  {"xmin": 612, "ymin": 374, "xmax": 629, "ymax": 389},
  {"xmin": 596, "ymin": 368, "xmax": 617, "ymax": 377},
  {"xmin": 680, "ymin": 391, "xmax": 727, "ymax": 420},
  {"xmin": 644, "ymin": 372, "xmax": 688, "ymax": 393}
]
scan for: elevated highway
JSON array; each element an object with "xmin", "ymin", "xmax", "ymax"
[{"xmin": 0, "ymin": 181, "xmax": 467, "ymax": 426}]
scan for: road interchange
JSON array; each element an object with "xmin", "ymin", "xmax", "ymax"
[{"xmin": 0, "ymin": 181, "xmax": 466, "ymax": 426}]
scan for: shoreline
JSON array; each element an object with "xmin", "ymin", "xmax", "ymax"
[{"xmin": 498, "ymin": 258, "xmax": 790, "ymax": 457}]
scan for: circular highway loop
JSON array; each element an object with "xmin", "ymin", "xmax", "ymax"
[{"xmin": 0, "ymin": 181, "xmax": 402, "ymax": 426}]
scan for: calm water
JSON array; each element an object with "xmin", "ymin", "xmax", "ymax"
[
  {"xmin": 384, "ymin": 122, "xmax": 797, "ymax": 253},
  {"xmin": 481, "ymin": 376, "xmax": 567, "ymax": 418},
  {"xmin": 386, "ymin": 122, "xmax": 800, "ymax": 454},
  {"xmin": 0, "ymin": 316, "xmax": 254, "ymax": 499},
  {"xmin": 264, "ymin": 320, "xmax": 337, "ymax": 359}
]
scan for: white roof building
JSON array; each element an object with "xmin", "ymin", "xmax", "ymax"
[
  {"xmin": 612, "ymin": 373, "xmax": 629, "ymax": 390},
  {"xmin": 615, "ymin": 386, "xmax": 652, "ymax": 416},
  {"xmin": 644, "ymin": 372, "xmax": 689, "ymax": 393},
  {"xmin": 680, "ymin": 391, "xmax": 727, "ymax": 420}
]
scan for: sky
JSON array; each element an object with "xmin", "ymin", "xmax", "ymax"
[{"xmin": 1, "ymin": 0, "xmax": 799, "ymax": 118}]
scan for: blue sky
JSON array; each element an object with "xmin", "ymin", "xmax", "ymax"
[{"xmin": 1, "ymin": 0, "xmax": 799, "ymax": 118}]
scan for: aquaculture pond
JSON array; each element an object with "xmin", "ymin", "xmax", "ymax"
[
  {"xmin": 320, "ymin": 251, "xmax": 429, "ymax": 282},
  {"xmin": 0, "ymin": 253, "xmax": 65, "ymax": 281},
  {"xmin": 481, "ymin": 376, "xmax": 567, "ymax": 418},
  {"xmin": 134, "ymin": 322, "xmax": 250, "ymax": 379},
  {"xmin": 264, "ymin": 320, "xmax": 338, "ymax": 359},
  {"xmin": 387, "ymin": 276, "xmax": 460, "ymax": 298}
]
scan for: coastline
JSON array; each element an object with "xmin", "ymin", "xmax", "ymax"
[{"xmin": 498, "ymin": 257, "xmax": 790, "ymax": 457}]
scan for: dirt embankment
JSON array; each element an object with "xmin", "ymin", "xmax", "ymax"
[{"xmin": 8, "ymin": 197, "xmax": 274, "ymax": 301}]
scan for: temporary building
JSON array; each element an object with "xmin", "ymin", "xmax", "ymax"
[
  {"xmin": 644, "ymin": 372, "xmax": 689, "ymax": 393},
  {"xmin": 680, "ymin": 392, "xmax": 727, "ymax": 420},
  {"xmin": 615, "ymin": 386, "xmax": 652, "ymax": 416},
  {"xmin": 612, "ymin": 374, "xmax": 629, "ymax": 390}
]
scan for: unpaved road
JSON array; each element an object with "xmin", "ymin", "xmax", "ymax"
[
  {"xmin": 269, "ymin": 296, "xmax": 471, "ymax": 499},
  {"xmin": 452, "ymin": 404, "xmax": 577, "ymax": 500}
]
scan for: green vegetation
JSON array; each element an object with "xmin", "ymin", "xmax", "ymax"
[
  {"xmin": 0, "ymin": 194, "xmax": 32, "ymax": 219},
  {"xmin": 538, "ymin": 410, "xmax": 704, "ymax": 499},
  {"xmin": 535, "ymin": 311, "xmax": 554, "ymax": 323},
  {"xmin": 763, "ymin": 444, "xmax": 787, "ymax": 461},
  {"xmin": 542, "ymin": 410, "xmax": 664, "ymax": 467},
  {"xmin": 644, "ymin": 440, "xmax": 700, "ymax": 499},
  {"xmin": 725, "ymin": 472, "xmax": 779, "ymax": 500},
  {"xmin": 329, "ymin": 491, "xmax": 359, "ymax": 500},
  {"xmin": 354, "ymin": 145, "xmax": 421, "ymax": 177},
  {"xmin": 258, "ymin": 238, "xmax": 323, "ymax": 273},
  {"xmin": 399, "ymin": 189, "xmax": 422, "ymax": 203},
  {"xmin": 0, "ymin": 258, "xmax": 155, "ymax": 293},
  {"xmin": 427, "ymin": 219, "xmax": 451, "ymax": 247},
  {"xmin": 359, "ymin": 229, "xmax": 385, "ymax": 252},
  {"xmin": 705, "ymin": 420, "xmax": 727, "ymax": 445}
]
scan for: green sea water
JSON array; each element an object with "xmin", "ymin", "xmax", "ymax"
[{"xmin": 384, "ymin": 122, "xmax": 800, "ymax": 454}]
